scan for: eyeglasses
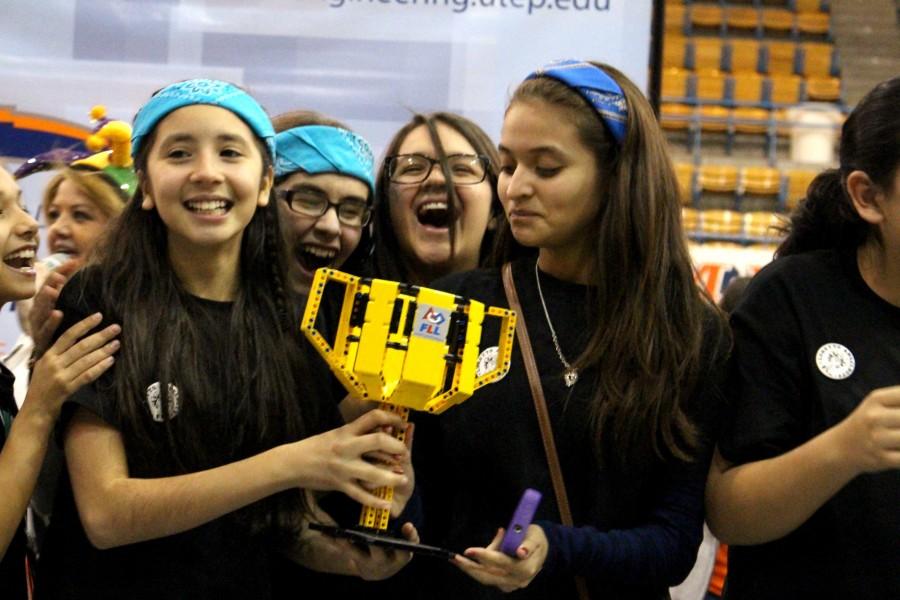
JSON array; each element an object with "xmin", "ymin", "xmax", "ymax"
[
  {"xmin": 385, "ymin": 153, "xmax": 489, "ymax": 185},
  {"xmin": 276, "ymin": 189, "xmax": 371, "ymax": 227}
]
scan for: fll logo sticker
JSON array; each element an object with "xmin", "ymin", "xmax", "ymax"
[{"xmin": 414, "ymin": 305, "xmax": 449, "ymax": 341}]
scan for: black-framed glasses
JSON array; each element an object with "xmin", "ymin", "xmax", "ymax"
[
  {"xmin": 385, "ymin": 153, "xmax": 489, "ymax": 185},
  {"xmin": 276, "ymin": 189, "xmax": 371, "ymax": 227}
]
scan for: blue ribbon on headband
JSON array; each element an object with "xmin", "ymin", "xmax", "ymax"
[
  {"xmin": 274, "ymin": 126, "xmax": 375, "ymax": 197},
  {"xmin": 526, "ymin": 59, "xmax": 628, "ymax": 145},
  {"xmin": 131, "ymin": 79, "xmax": 275, "ymax": 161}
]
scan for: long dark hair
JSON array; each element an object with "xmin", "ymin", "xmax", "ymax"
[
  {"xmin": 777, "ymin": 76, "xmax": 900, "ymax": 257},
  {"xmin": 75, "ymin": 114, "xmax": 314, "ymax": 541},
  {"xmin": 495, "ymin": 62, "xmax": 724, "ymax": 465},
  {"xmin": 371, "ymin": 112, "xmax": 505, "ymax": 283}
]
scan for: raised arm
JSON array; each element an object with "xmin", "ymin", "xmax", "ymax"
[
  {"xmin": 706, "ymin": 385, "xmax": 900, "ymax": 545},
  {"xmin": 0, "ymin": 312, "xmax": 119, "ymax": 558},
  {"xmin": 65, "ymin": 408, "xmax": 411, "ymax": 549}
]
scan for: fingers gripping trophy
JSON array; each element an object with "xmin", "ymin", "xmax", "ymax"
[{"xmin": 302, "ymin": 268, "xmax": 516, "ymax": 532}]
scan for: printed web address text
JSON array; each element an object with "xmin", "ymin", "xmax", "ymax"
[{"xmin": 327, "ymin": 0, "xmax": 611, "ymax": 16}]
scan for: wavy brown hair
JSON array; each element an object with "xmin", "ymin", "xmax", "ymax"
[{"xmin": 496, "ymin": 62, "xmax": 724, "ymax": 465}]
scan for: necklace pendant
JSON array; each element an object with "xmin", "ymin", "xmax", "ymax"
[{"xmin": 564, "ymin": 368, "xmax": 579, "ymax": 388}]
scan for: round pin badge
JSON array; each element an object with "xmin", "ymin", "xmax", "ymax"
[{"xmin": 815, "ymin": 343, "xmax": 855, "ymax": 380}]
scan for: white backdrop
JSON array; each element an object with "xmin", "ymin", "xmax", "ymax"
[{"xmin": 0, "ymin": 0, "xmax": 655, "ymax": 352}]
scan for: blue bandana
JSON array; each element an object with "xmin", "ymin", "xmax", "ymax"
[
  {"xmin": 526, "ymin": 59, "xmax": 628, "ymax": 145},
  {"xmin": 131, "ymin": 79, "xmax": 275, "ymax": 161},
  {"xmin": 274, "ymin": 126, "xmax": 375, "ymax": 197}
]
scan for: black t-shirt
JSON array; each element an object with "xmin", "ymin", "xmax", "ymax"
[
  {"xmin": 37, "ymin": 270, "xmax": 339, "ymax": 600},
  {"xmin": 719, "ymin": 248, "xmax": 900, "ymax": 599},
  {"xmin": 0, "ymin": 362, "xmax": 28, "ymax": 600},
  {"xmin": 405, "ymin": 258, "xmax": 725, "ymax": 600}
]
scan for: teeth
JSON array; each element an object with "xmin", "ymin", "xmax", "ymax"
[
  {"xmin": 419, "ymin": 201, "xmax": 448, "ymax": 213},
  {"xmin": 3, "ymin": 248, "xmax": 35, "ymax": 272},
  {"xmin": 5, "ymin": 249, "xmax": 35, "ymax": 261},
  {"xmin": 186, "ymin": 200, "xmax": 229, "ymax": 214},
  {"xmin": 303, "ymin": 246, "xmax": 337, "ymax": 259}
]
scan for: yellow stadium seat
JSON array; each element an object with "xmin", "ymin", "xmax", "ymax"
[
  {"xmin": 727, "ymin": 7, "xmax": 760, "ymax": 32},
  {"xmin": 700, "ymin": 105, "xmax": 731, "ymax": 133},
  {"xmin": 786, "ymin": 168, "xmax": 818, "ymax": 210},
  {"xmin": 664, "ymin": 36, "xmax": 688, "ymax": 69},
  {"xmin": 666, "ymin": 4, "xmax": 687, "ymax": 34},
  {"xmin": 773, "ymin": 108, "xmax": 791, "ymax": 138},
  {"xmin": 732, "ymin": 72, "xmax": 766, "ymax": 106},
  {"xmin": 693, "ymin": 38, "xmax": 725, "ymax": 71},
  {"xmin": 797, "ymin": 11, "xmax": 831, "ymax": 37},
  {"xmin": 762, "ymin": 8, "xmax": 795, "ymax": 34},
  {"xmin": 662, "ymin": 67, "xmax": 691, "ymax": 101},
  {"xmin": 691, "ymin": 5, "xmax": 725, "ymax": 30},
  {"xmin": 768, "ymin": 74, "xmax": 803, "ymax": 107},
  {"xmin": 698, "ymin": 164, "xmax": 739, "ymax": 194},
  {"xmin": 740, "ymin": 166, "xmax": 782, "ymax": 197},
  {"xmin": 682, "ymin": 207, "xmax": 700, "ymax": 232},
  {"xmin": 744, "ymin": 211, "xmax": 786, "ymax": 239},
  {"xmin": 802, "ymin": 42, "xmax": 835, "ymax": 77},
  {"xmin": 733, "ymin": 107, "xmax": 772, "ymax": 135},
  {"xmin": 696, "ymin": 69, "xmax": 729, "ymax": 104},
  {"xmin": 766, "ymin": 41, "xmax": 798, "ymax": 75},
  {"xmin": 730, "ymin": 39, "xmax": 761, "ymax": 73},
  {"xmin": 701, "ymin": 209, "xmax": 743, "ymax": 235},
  {"xmin": 806, "ymin": 76, "xmax": 841, "ymax": 102},
  {"xmin": 794, "ymin": 0, "xmax": 824, "ymax": 12},
  {"xmin": 661, "ymin": 103, "xmax": 695, "ymax": 131}
]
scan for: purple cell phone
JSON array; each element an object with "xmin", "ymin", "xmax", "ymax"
[{"xmin": 500, "ymin": 488, "xmax": 542, "ymax": 556}]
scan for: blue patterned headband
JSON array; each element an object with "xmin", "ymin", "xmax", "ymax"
[
  {"xmin": 526, "ymin": 59, "xmax": 628, "ymax": 145},
  {"xmin": 131, "ymin": 79, "xmax": 275, "ymax": 161},
  {"xmin": 274, "ymin": 125, "xmax": 375, "ymax": 197}
]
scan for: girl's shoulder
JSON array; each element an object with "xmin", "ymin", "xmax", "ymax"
[{"xmin": 57, "ymin": 265, "xmax": 106, "ymax": 315}]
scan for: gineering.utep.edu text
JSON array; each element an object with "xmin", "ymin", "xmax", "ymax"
[{"xmin": 327, "ymin": 0, "xmax": 611, "ymax": 16}]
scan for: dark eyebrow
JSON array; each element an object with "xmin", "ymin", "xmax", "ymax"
[
  {"xmin": 158, "ymin": 133, "xmax": 251, "ymax": 146},
  {"xmin": 288, "ymin": 183, "xmax": 328, "ymax": 197},
  {"xmin": 288, "ymin": 184, "xmax": 367, "ymax": 205},
  {"xmin": 498, "ymin": 144, "xmax": 565, "ymax": 159}
]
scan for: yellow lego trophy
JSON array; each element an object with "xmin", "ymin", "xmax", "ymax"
[{"xmin": 301, "ymin": 268, "xmax": 516, "ymax": 532}]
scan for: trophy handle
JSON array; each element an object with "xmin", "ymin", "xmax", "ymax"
[
  {"xmin": 473, "ymin": 307, "xmax": 517, "ymax": 390},
  {"xmin": 358, "ymin": 402, "xmax": 410, "ymax": 531},
  {"xmin": 301, "ymin": 268, "xmax": 370, "ymax": 399}
]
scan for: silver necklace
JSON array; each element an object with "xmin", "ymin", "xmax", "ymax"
[{"xmin": 534, "ymin": 262, "xmax": 579, "ymax": 387}]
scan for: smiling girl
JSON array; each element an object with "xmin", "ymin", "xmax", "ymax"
[
  {"xmin": 34, "ymin": 80, "xmax": 414, "ymax": 599},
  {"xmin": 271, "ymin": 110, "xmax": 375, "ymax": 299},
  {"xmin": 371, "ymin": 113, "xmax": 503, "ymax": 285},
  {"xmin": 0, "ymin": 164, "xmax": 119, "ymax": 599}
]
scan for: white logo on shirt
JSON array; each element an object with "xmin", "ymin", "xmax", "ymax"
[
  {"xmin": 146, "ymin": 382, "xmax": 181, "ymax": 422},
  {"xmin": 815, "ymin": 343, "xmax": 855, "ymax": 380}
]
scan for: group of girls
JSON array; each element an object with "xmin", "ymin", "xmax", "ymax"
[{"xmin": 0, "ymin": 60, "xmax": 896, "ymax": 600}]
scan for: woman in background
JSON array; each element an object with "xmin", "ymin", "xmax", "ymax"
[{"xmin": 706, "ymin": 76, "xmax": 900, "ymax": 599}]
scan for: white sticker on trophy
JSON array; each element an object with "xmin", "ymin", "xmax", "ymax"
[
  {"xmin": 476, "ymin": 346, "xmax": 504, "ymax": 379},
  {"xmin": 815, "ymin": 343, "xmax": 855, "ymax": 380},
  {"xmin": 146, "ymin": 382, "xmax": 181, "ymax": 422},
  {"xmin": 412, "ymin": 304, "xmax": 450, "ymax": 342}
]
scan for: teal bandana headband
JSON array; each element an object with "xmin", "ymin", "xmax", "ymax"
[
  {"xmin": 526, "ymin": 59, "xmax": 628, "ymax": 145},
  {"xmin": 131, "ymin": 79, "xmax": 275, "ymax": 161},
  {"xmin": 274, "ymin": 125, "xmax": 375, "ymax": 197}
]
